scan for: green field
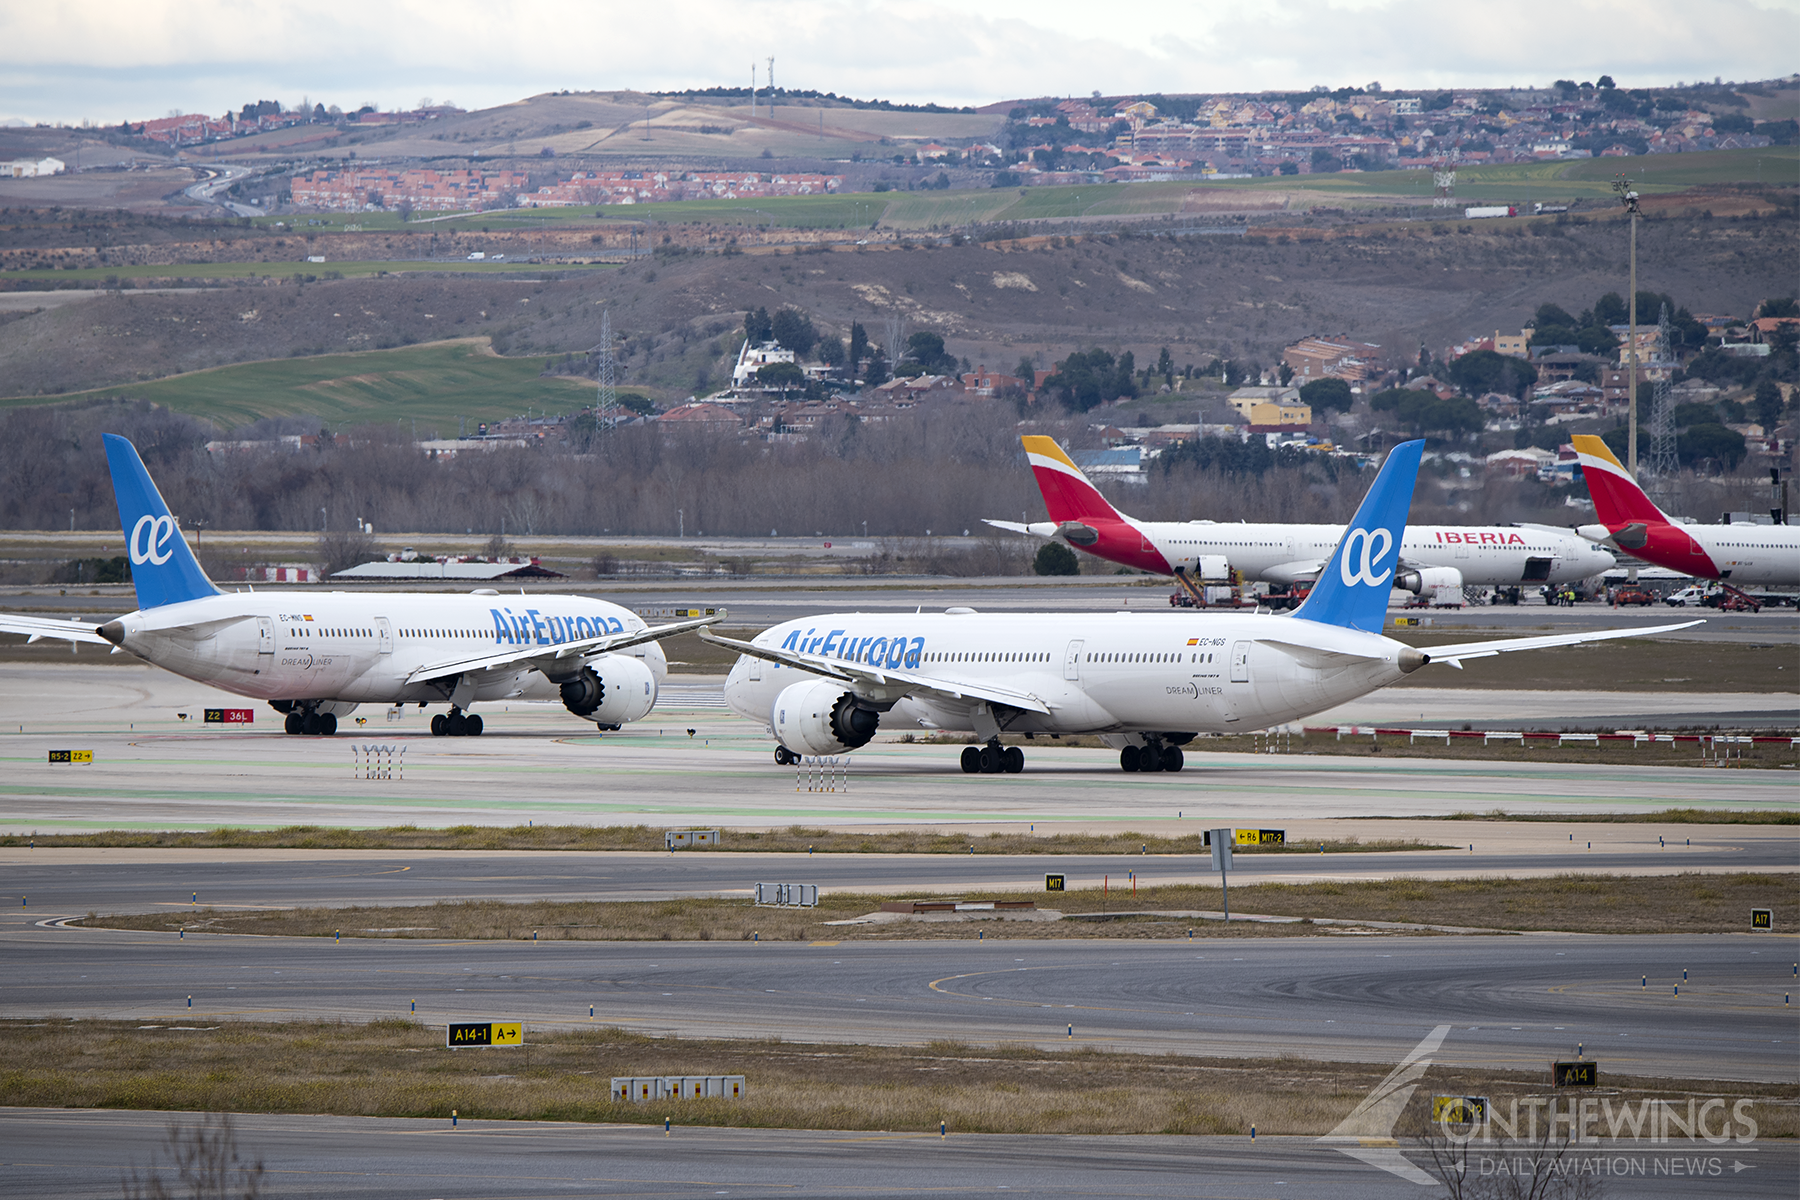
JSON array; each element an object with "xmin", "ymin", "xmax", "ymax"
[
  {"xmin": 0, "ymin": 258, "xmax": 616, "ymax": 285},
  {"xmin": 6, "ymin": 340, "xmax": 597, "ymax": 429},
  {"xmin": 245, "ymin": 147, "xmax": 1795, "ymax": 236}
]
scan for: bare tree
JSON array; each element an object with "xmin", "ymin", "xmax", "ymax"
[
  {"xmin": 1414, "ymin": 1111, "xmax": 1605, "ymax": 1200},
  {"xmin": 315, "ymin": 527, "xmax": 377, "ymax": 578},
  {"xmin": 122, "ymin": 1113, "xmax": 264, "ymax": 1200}
]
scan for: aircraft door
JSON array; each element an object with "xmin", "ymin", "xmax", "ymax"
[
  {"xmin": 1063, "ymin": 639, "xmax": 1084, "ymax": 682},
  {"xmin": 256, "ymin": 617, "xmax": 274, "ymax": 656},
  {"xmin": 748, "ymin": 657, "xmax": 762, "ymax": 681},
  {"xmin": 375, "ymin": 617, "xmax": 393, "ymax": 655},
  {"xmin": 1230, "ymin": 641, "xmax": 1251, "ymax": 683}
]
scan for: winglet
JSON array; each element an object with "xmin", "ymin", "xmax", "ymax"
[
  {"xmin": 1020, "ymin": 435, "xmax": 1127, "ymax": 525},
  {"xmin": 1571, "ymin": 434, "xmax": 1668, "ymax": 527},
  {"xmin": 1291, "ymin": 440, "xmax": 1424, "ymax": 632},
  {"xmin": 102, "ymin": 433, "xmax": 223, "ymax": 610}
]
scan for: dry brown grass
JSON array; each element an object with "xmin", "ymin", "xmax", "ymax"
[
  {"xmin": 2, "ymin": 1019, "xmax": 1790, "ymax": 1136},
  {"xmin": 79, "ymin": 872, "xmax": 1800, "ymax": 941}
]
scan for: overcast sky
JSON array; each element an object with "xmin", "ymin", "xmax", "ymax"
[{"xmin": 3, "ymin": 0, "xmax": 1796, "ymax": 127}]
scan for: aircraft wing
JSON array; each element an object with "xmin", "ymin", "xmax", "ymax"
[
  {"xmin": 699, "ymin": 628, "xmax": 1052, "ymax": 715},
  {"xmin": 405, "ymin": 611, "xmax": 725, "ymax": 686},
  {"xmin": 982, "ymin": 519, "xmax": 1059, "ymax": 539},
  {"xmin": 0, "ymin": 614, "xmax": 112, "ymax": 646},
  {"xmin": 1416, "ymin": 619, "xmax": 1703, "ymax": 669}
]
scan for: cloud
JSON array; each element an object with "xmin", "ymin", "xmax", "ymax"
[{"xmin": 1, "ymin": 0, "xmax": 1794, "ymax": 125}]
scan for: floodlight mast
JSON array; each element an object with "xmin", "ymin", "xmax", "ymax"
[{"xmin": 1614, "ymin": 176, "xmax": 1641, "ymax": 476}]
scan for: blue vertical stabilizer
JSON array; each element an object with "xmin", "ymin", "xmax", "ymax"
[
  {"xmin": 103, "ymin": 433, "xmax": 223, "ymax": 610},
  {"xmin": 1290, "ymin": 440, "xmax": 1424, "ymax": 632}
]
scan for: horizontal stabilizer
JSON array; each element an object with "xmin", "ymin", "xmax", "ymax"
[
  {"xmin": 0, "ymin": 614, "xmax": 111, "ymax": 645},
  {"xmin": 1420, "ymin": 619, "xmax": 1702, "ymax": 668}
]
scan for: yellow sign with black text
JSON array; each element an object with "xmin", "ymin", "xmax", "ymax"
[
  {"xmin": 447, "ymin": 1021, "xmax": 524, "ymax": 1048},
  {"xmin": 47, "ymin": 750, "xmax": 93, "ymax": 764},
  {"xmin": 1432, "ymin": 1095, "xmax": 1489, "ymax": 1124},
  {"xmin": 1233, "ymin": 829, "xmax": 1284, "ymax": 846}
]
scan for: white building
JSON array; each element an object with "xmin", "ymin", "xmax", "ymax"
[
  {"xmin": 731, "ymin": 338, "xmax": 797, "ymax": 387},
  {"xmin": 3, "ymin": 157, "xmax": 65, "ymax": 178}
]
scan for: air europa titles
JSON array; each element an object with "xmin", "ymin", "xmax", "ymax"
[
  {"xmin": 781, "ymin": 626, "xmax": 926, "ymax": 670},
  {"xmin": 488, "ymin": 606, "xmax": 629, "ymax": 646},
  {"xmin": 1435, "ymin": 530, "xmax": 1529, "ymax": 545}
]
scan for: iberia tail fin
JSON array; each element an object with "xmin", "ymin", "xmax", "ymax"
[
  {"xmin": 1020, "ymin": 436, "xmax": 1128, "ymax": 526},
  {"xmin": 1570, "ymin": 435, "xmax": 1669, "ymax": 527},
  {"xmin": 103, "ymin": 433, "xmax": 223, "ymax": 610}
]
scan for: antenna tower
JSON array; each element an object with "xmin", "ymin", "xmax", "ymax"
[
  {"xmin": 767, "ymin": 57, "xmax": 775, "ymax": 121},
  {"xmin": 595, "ymin": 308, "xmax": 617, "ymax": 444},
  {"xmin": 1432, "ymin": 161, "xmax": 1456, "ymax": 208},
  {"xmin": 1644, "ymin": 303, "xmax": 1678, "ymax": 481}
]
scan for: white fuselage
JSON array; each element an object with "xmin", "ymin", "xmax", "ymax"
[
  {"xmin": 105, "ymin": 590, "xmax": 666, "ymax": 711},
  {"xmin": 1139, "ymin": 519, "xmax": 1614, "ymax": 586},
  {"xmin": 723, "ymin": 610, "xmax": 1415, "ymax": 740},
  {"xmin": 1665, "ymin": 522, "xmax": 1800, "ymax": 586}
]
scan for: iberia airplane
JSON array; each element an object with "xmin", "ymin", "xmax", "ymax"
[
  {"xmin": 986, "ymin": 435, "xmax": 1615, "ymax": 594},
  {"xmin": 712, "ymin": 440, "xmax": 1698, "ymax": 774},
  {"xmin": 0, "ymin": 434, "xmax": 720, "ymax": 736},
  {"xmin": 1571, "ymin": 435, "xmax": 1800, "ymax": 586}
]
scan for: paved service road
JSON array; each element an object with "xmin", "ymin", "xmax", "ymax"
[
  {"xmin": 3, "ymin": 921, "xmax": 1792, "ymax": 1081},
  {"xmin": 4, "ymin": 831, "xmax": 1796, "ymax": 913},
  {"xmin": 4, "ymin": 1110, "xmax": 1793, "ymax": 1199}
]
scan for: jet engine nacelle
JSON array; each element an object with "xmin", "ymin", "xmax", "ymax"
[
  {"xmin": 772, "ymin": 679, "xmax": 879, "ymax": 756},
  {"xmin": 1395, "ymin": 566, "xmax": 1464, "ymax": 595},
  {"xmin": 558, "ymin": 655, "xmax": 656, "ymax": 726}
]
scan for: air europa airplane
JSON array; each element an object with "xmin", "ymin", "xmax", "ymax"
[
  {"xmin": 986, "ymin": 436, "xmax": 1614, "ymax": 596},
  {"xmin": 0, "ymin": 434, "xmax": 720, "ymax": 736},
  {"xmin": 710, "ymin": 440, "xmax": 1697, "ymax": 775},
  {"xmin": 1572, "ymin": 435, "xmax": 1800, "ymax": 586}
]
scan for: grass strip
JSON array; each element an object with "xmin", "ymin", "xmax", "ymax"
[
  {"xmin": 3, "ymin": 1020, "xmax": 1791, "ymax": 1136},
  {"xmin": 0, "ymin": 825, "xmax": 1446, "ymax": 854},
  {"xmin": 78, "ymin": 873, "xmax": 1800, "ymax": 940}
]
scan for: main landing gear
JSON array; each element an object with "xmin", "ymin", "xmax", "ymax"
[
  {"xmin": 430, "ymin": 708, "xmax": 484, "ymax": 737},
  {"xmin": 1119, "ymin": 735, "xmax": 1186, "ymax": 773},
  {"xmin": 960, "ymin": 740, "xmax": 1025, "ymax": 775},
  {"xmin": 282, "ymin": 710, "xmax": 338, "ymax": 736}
]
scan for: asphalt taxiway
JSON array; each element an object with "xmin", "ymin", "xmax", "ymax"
[
  {"xmin": 0, "ymin": 666, "xmax": 1793, "ymax": 833},
  {"xmin": 4, "ymin": 919, "xmax": 1793, "ymax": 1081},
  {"xmin": 4, "ymin": 1109, "xmax": 1793, "ymax": 1199}
]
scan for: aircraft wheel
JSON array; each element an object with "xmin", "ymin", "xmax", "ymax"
[
  {"xmin": 1119, "ymin": 747, "xmax": 1139, "ymax": 772},
  {"xmin": 446, "ymin": 711, "xmax": 467, "ymax": 737},
  {"xmin": 464, "ymin": 714, "xmax": 483, "ymax": 737},
  {"xmin": 774, "ymin": 747, "xmax": 793, "ymax": 766},
  {"xmin": 284, "ymin": 712, "xmax": 303, "ymax": 735},
  {"xmin": 978, "ymin": 745, "xmax": 1002, "ymax": 774},
  {"xmin": 1162, "ymin": 746, "xmax": 1185, "ymax": 773},
  {"xmin": 1002, "ymin": 746, "xmax": 1025, "ymax": 774},
  {"xmin": 430, "ymin": 713, "xmax": 448, "ymax": 737},
  {"xmin": 317, "ymin": 712, "xmax": 337, "ymax": 736},
  {"xmin": 1139, "ymin": 745, "xmax": 1163, "ymax": 772},
  {"xmin": 960, "ymin": 746, "xmax": 981, "ymax": 774},
  {"xmin": 299, "ymin": 712, "xmax": 319, "ymax": 735}
]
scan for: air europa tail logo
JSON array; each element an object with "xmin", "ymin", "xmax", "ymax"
[
  {"xmin": 129, "ymin": 514, "xmax": 178, "ymax": 566},
  {"xmin": 1340, "ymin": 528, "xmax": 1394, "ymax": 588}
]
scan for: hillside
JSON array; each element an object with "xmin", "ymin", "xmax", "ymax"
[{"xmin": 2, "ymin": 194, "xmax": 1793, "ymax": 405}]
